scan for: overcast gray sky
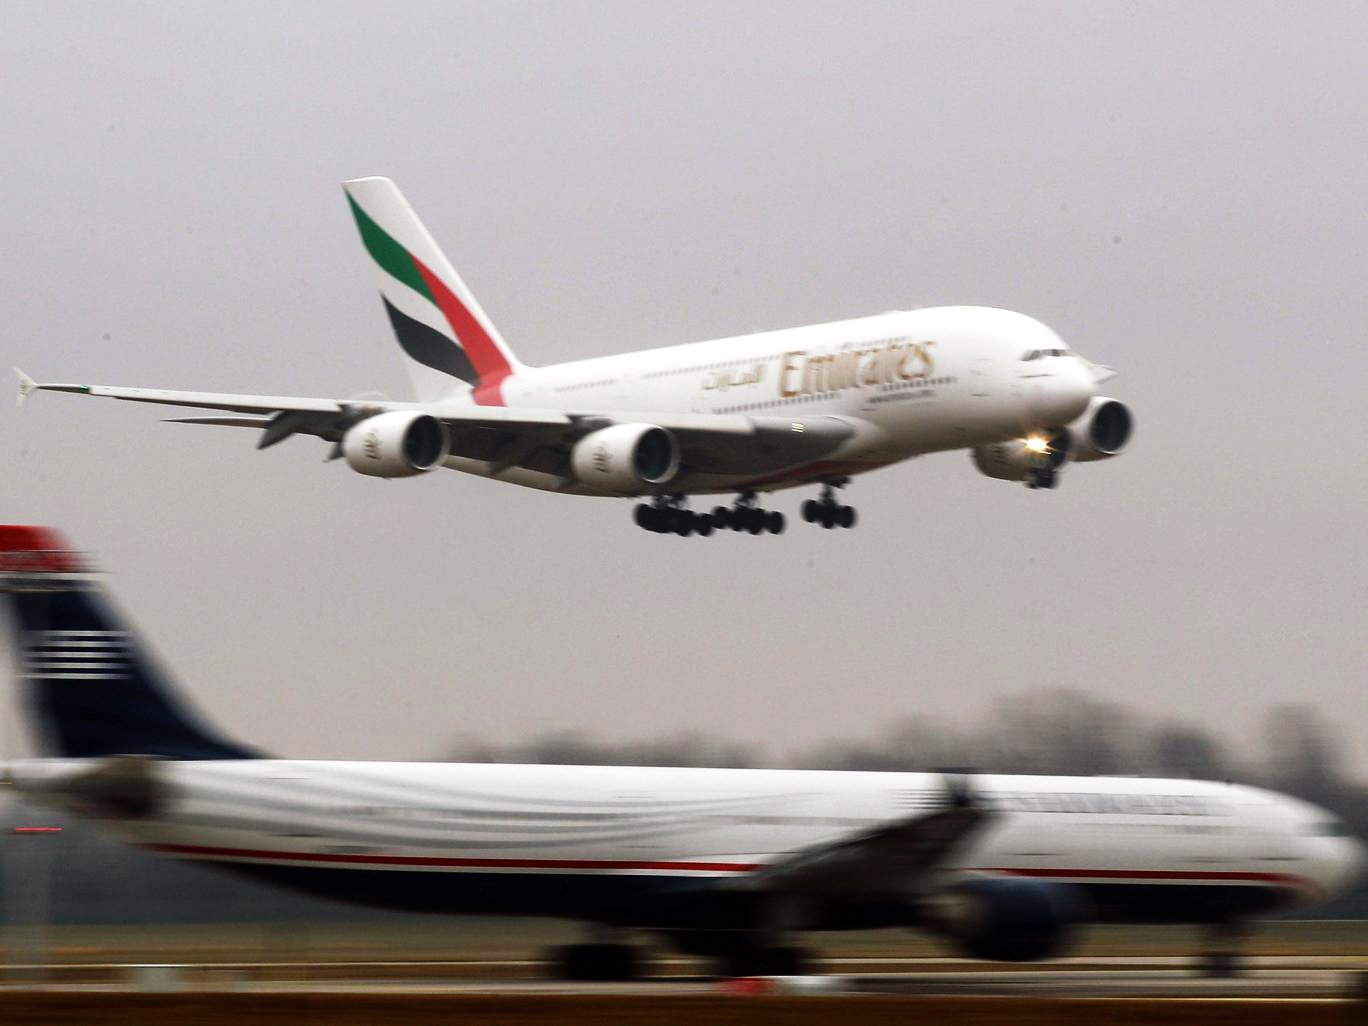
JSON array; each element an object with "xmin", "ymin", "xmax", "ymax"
[{"xmin": 2, "ymin": 2, "xmax": 1364, "ymax": 769}]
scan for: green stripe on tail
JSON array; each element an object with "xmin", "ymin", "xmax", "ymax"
[{"xmin": 346, "ymin": 195, "xmax": 433, "ymax": 301}]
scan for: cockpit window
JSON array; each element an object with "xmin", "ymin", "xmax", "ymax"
[
  {"xmin": 1020, "ymin": 349, "xmax": 1071, "ymax": 361},
  {"xmin": 1021, "ymin": 350, "xmax": 1041, "ymax": 361}
]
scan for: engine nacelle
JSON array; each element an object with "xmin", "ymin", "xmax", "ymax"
[
  {"xmin": 342, "ymin": 411, "xmax": 450, "ymax": 478},
  {"xmin": 1066, "ymin": 396, "xmax": 1133, "ymax": 462},
  {"xmin": 971, "ymin": 427, "xmax": 1071, "ymax": 482},
  {"xmin": 923, "ymin": 878, "xmax": 1087, "ymax": 962},
  {"xmin": 570, "ymin": 423, "xmax": 681, "ymax": 494}
]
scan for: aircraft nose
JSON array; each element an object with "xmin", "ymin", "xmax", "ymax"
[
  {"xmin": 1307, "ymin": 832, "xmax": 1368, "ymax": 901},
  {"xmin": 1334, "ymin": 835, "xmax": 1368, "ymax": 894},
  {"xmin": 1032, "ymin": 358, "xmax": 1095, "ymax": 424}
]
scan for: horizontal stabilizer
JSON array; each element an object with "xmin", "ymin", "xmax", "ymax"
[{"xmin": 20, "ymin": 755, "xmax": 164, "ymax": 820}]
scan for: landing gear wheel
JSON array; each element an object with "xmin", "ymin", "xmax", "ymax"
[
  {"xmin": 1195, "ymin": 923, "xmax": 1246, "ymax": 978},
  {"xmin": 806, "ymin": 480, "xmax": 856, "ymax": 530},
  {"xmin": 720, "ymin": 945, "xmax": 814, "ymax": 978},
  {"xmin": 711, "ymin": 506, "xmax": 731, "ymax": 529},
  {"xmin": 635, "ymin": 498, "xmax": 720, "ymax": 536},
  {"xmin": 765, "ymin": 511, "xmax": 785, "ymax": 535},
  {"xmin": 746, "ymin": 509, "xmax": 765, "ymax": 535},
  {"xmin": 1197, "ymin": 950, "xmax": 1241, "ymax": 978},
  {"xmin": 549, "ymin": 942, "xmax": 642, "ymax": 982}
]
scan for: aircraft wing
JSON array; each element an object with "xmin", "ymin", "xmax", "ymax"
[
  {"xmin": 741, "ymin": 804, "xmax": 994, "ymax": 900},
  {"xmin": 17, "ymin": 370, "xmax": 854, "ymax": 477}
]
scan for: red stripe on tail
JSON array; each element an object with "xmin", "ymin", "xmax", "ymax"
[{"xmin": 412, "ymin": 259, "xmax": 512, "ymax": 405}]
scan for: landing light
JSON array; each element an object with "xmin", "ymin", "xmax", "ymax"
[{"xmin": 1024, "ymin": 436, "xmax": 1050, "ymax": 454}]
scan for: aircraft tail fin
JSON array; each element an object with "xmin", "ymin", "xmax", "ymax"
[
  {"xmin": 0, "ymin": 526, "xmax": 257, "ymax": 760},
  {"xmin": 343, "ymin": 176, "xmax": 524, "ymax": 405}
]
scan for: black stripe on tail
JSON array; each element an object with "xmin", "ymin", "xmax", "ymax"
[{"xmin": 382, "ymin": 296, "xmax": 477, "ymax": 384}]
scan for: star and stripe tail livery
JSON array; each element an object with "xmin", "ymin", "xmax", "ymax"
[
  {"xmin": 18, "ymin": 177, "xmax": 1133, "ymax": 535},
  {"xmin": 1, "ymin": 527, "xmax": 1362, "ymax": 977}
]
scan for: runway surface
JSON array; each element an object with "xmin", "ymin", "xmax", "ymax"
[
  {"xmin": 3, "ymin": 923, "xmax": 1365, "ymax": 1022},
  {"xmin": 4, "ymin": 959, "xmax": 1365, "ymax": 1025},
  {"xmin": 4, "ymin": 956, "xmax": 1364, "ymax": 999}
]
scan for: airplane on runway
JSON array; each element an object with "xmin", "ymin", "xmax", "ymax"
[
  {"xmin": 2, "ymin": 526, "xmax": 1360, "ymax": 979},
  {"xmin": 16, "ymin": 177, "xmax": 1132, "ymax": 536}
]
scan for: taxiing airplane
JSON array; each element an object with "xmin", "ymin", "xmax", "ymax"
[
  {"xmin": 1, "ymin": 526, "xmax": 1360, "ymax": 979},
  {"xmin": 17, "ymin": 178, "xmax": 1131, "ymax": 535}
]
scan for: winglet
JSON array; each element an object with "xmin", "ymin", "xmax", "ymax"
[{"xmin": 15, "ymin": 368, "xmax": 38, "ymax": 407}]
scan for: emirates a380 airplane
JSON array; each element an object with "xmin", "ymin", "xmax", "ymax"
[
  {"xmin": 2, "ymin": 527, "xmax": 1361, "ymax": 980},
  {"xmin": 17, "ymin": 178, "xmax": 1132, "ymax": 535}
]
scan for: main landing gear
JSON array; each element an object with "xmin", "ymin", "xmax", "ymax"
[
  {"xmin": 710, "ymin": 492, "xmax": 785, "ymax": 535},
  {"xmin": 632, "ymin": 493, "xmax": 785, "ymax": 536},
  {"xmin": 717, "ymin": 944, "xmax": 815, "ymax": 978},
  {"xmin": 801, "ymin": 480, "xmax": 857, "ymax": 529},
  {"xmin": 634, "ymin": 496, "xmax": 716, "ymax": 537},
  {"xmin": 546, "ymin": 941, "xmax": 645, "ymax": 981},
  {"xmin": 1194, "ymin": 921, "xmax": 1247, "ymax": 978}
]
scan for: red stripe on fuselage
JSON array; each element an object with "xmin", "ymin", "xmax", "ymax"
[
  {"xmin": 981, "ymin": 867, "xmax": 1307, "ymax": 886},
  {"xmin": 411, "ymin": 259, "xmax": 512, "ymax": 405},
  {"xmin": 138, "ymin": 843, "xmax": 1311, "ymax": 890},
  {"xmin": 143, "ymin": 843, "xmax": 759, "ymax": 872}
]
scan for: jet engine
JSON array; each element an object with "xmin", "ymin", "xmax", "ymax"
[
  {"xmin": 342, "ymin": 411, "xmax": 450, "ymax": 478},
  {"xmin": 1066, "ymin": 397, "xmax": 1133, "ymax": 462},
  {"xmin": 971, "ymin": 427, "xmax": 1071, "ymax": 482},
  {"xmin": 571, "ymin": 423, "xmax": 681, "ymax": 494},
  {"xmin": 922, "ymin": 877, "xmax": 1088, "ymax": 962}
]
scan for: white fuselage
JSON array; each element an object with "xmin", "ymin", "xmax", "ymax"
[
  {"xmin": 447, "ymin": 307, "xmax": 1097, "ymax": 494},
  {"xmin": 15, "ymin": 759, "xmax": 1362, "ymax": 929}
]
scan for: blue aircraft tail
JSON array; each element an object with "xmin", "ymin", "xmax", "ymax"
[{"xmin": 0, "ymin": 526, "xmax": 256, "ymax": 760}]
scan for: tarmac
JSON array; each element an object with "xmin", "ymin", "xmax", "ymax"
[
  {"xmin": 4, "ymin": 926, "xmax": 1366, "ymax": 1021},
  {"xmin": 3, "ymin": 955, "xmax": 1364, "ymax": 999}
]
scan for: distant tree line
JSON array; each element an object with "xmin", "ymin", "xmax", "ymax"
[{"xmin": 451, "ymin": 688, "xmax": 1368, "ymax": 849}]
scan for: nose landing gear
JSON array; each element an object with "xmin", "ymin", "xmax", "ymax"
[{"xmin": 801, "ymin": 480, "xmax": 857, "ymax": 529}]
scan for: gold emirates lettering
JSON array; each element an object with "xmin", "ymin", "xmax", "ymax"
[{"xmin": 780, "ymin": 341, "xmax": 935, "ymax": 398}]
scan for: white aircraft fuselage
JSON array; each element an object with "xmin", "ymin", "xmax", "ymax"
[
  {"xmin": 481, "ymin": 306, "xmax": 1098, "ymax": 496},
  {"xmin": 11, "ymin": 758, "xmax": 1360, "ymax": 930}
]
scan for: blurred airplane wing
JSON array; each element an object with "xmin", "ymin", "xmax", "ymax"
[{"xmin": 742, "ymin": 804, "xmax": 994, "ymax": 899}]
